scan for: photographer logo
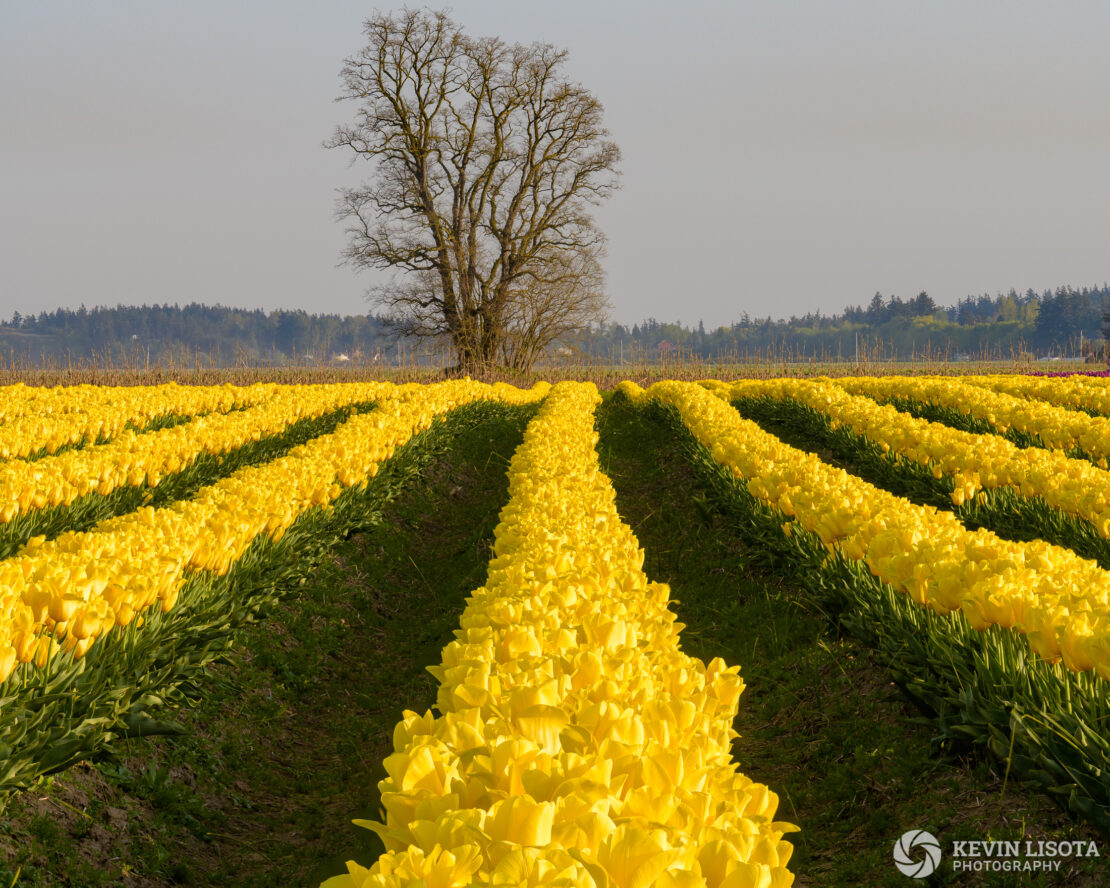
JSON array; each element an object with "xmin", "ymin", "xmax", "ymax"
[{"xmin": 894, "ymin": 830, "xmax": 942, "ymax": 878}]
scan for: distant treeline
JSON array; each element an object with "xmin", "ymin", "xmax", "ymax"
[
  {"xmin": 1, "ymin": 285, "xmax": 1108, "ymax": 366},
  {"xmin": 0, "ymin": 303, "xmax": 395, "ymax": 366},
  {"xmin": 589, "ymin": 285, "xmax": 1110, "ymax": 361}
]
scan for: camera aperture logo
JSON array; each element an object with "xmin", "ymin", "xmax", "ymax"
[{"xmin": 894, "ymin": 830, "xmax": 942, "ymax": 878}]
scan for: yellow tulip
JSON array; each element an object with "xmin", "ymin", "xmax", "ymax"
[
  {"xmin": 0, "ymin": 646, "xmax": 16, "ymax": 683},
  {"xmin": 487, "ymin": 795, "xmax": 556, "ymax": 846}
]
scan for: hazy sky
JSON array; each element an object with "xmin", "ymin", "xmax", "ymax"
[{"xmin": 3, "ymin": 1, "xmax": 1109, "ymax": 329}]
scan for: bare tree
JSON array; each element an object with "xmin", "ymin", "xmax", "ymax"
[{"xmin": 326, "ymin": 8, "xmax": 620, "ymax": 372}]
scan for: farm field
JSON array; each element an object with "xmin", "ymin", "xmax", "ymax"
[{"xmin": 0, "ymin": 375, "xmax": 1107, "ymax": 887}]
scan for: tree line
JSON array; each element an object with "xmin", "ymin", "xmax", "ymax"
[
  {"xmin": 0, "ymin": 304, "xmax": 394, "ymax": 365},
  {"xmin": 584, "ymin": 285, "xmax": 1110, "ymax": 362},
  {"xmin": 2, "ymin": 284, "xmax": 1107, "ymax": 367}
]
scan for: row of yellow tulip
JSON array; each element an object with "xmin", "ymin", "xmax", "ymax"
[
  {"xmin": 962, "ymin": 374, "xmax": 1110, "ymax": 415},
  {"xmin": 326, "ymin": 382, "xmax": 796, "ymax": 888},
  {"xmin": 0, "ymin": 382, "xmax": 394, "ymax": 524},
  {"xmin": 0, "ymin": 380, "xmax": 548, "ymax": 684},
  {"xmin": 0, "ymin": 382, "xmax": 279, "ymax": 460},
  {"xmin": 830, "ymin": 375, "xmax": 1110, "ymax": 463},
  {"xmin": 0, "ymin": 383, "xmax": 61, "ymax": 424},
  {"xmin": 710, "ymin": 377, "xmax": 1110, "ymax": 532},
  {"xmin": 0, "ymin": 382, "xmax": 194, "ymax": 425},
  {"xmin": 627, "ymin": 381, "xmax": 1110, "ymax": 678}
]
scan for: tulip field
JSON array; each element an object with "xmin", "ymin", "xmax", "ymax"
[{"xmin": 2, "ymin": 375, "xmax": 1109, "ymax": 886}]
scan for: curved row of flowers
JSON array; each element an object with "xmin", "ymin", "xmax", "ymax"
[
  {"xmin": 831, "ymin": 375, "xmax": 1110, "ymax": 462},
  {"xmin": 0, "ymin": 381, "xmax": 278, "ymax": 460},
  {"xmin": 711, "ymin": 377, "xmax": 1110, "ymax": 532},
  {"xmin": 630, "ymin": 381, "xmax": 1110, "ymax": 678},
  {"xmin": 0, "ymin": 380, "xmax": 547, "ymax": 684},
  {"xmin": 0, "ymin": 381, "xmax": 393, "ymax": 523},
  {"xmin": 325, "ymin": 381, "xmax": 796, "ymax": 888},
  {"xmin": 962, "ymin": 374, "xmax": 1110, "ymax": 415}
]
